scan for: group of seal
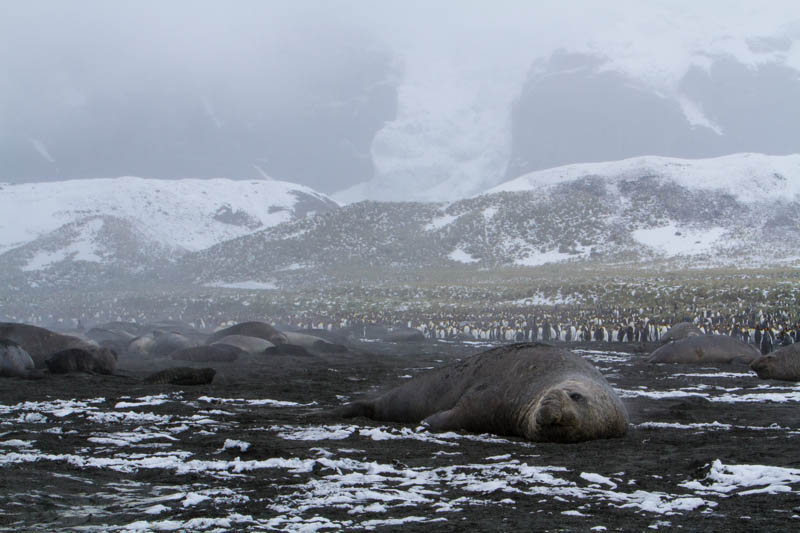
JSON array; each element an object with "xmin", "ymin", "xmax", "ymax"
[{"xmin": 0, "ymin": 322, "xmax": 118, "ymax": 375}]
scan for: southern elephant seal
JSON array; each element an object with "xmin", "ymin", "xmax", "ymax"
[
  {"xmin": 46, "ymin": 348, "xmax": 116, "ymax": 375},
  {"xmin": 150, "ymin": 332, "xmax": 198, "ymax": 358},
  {"xmin": 206, "ymin": 321, "xmax": 287, "ymax": 345},
  {"xmin": 170, "ymin": 344, "xmax": 242, "ymax": 363},
  {"xmin": 282, "ymin": 331, "xmax": 347, "ymax": 353},
  {"xmin": 210, "ymin": 334, "xmax": 274, "ymax": 354},
  {"xmin": 659, "ymin": 322, "xmax": 703, "ymax": 344},
  {"xmin": 0, "ymin": 339, "xmax": 41, "ymax": 379},
  {"xmin": 0, "ymin": 322, "xmax": 117, "ymax": 370},
  {"xmin": 143, "ymin": 367, "xmax": 216, "ymax": 385},
  {"xmin": 648, "ymin": 335, "xmax": 759, "ymax": 365},
  {"xmin": 334, "ymin": 343, "xmax": 628, "ymax": 443},
  {"xmin": 750, "ymin": 344, "xmax": 800, "ymax": 381}
]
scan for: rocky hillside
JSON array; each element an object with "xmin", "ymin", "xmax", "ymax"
[
  {"xmin": 2, "ymin": 153, "xmax": 800, "ymax": 291},
  {"xmin": 179, "ymin": 153, "xmax": 800, "ymax": 287},
  {"xmin": 0, "ymin": 177, "xmax": 337, "ymax": 289}
]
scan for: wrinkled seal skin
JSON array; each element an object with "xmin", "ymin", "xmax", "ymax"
[
  {"xmin": 335, "ymin": 343, "xmax": 628, "ymax": 443},
  {"xmin": 0, "ymin": 322, "xmax": 117, "ymax": 371},
  {"xmin": 206, "ymin": 322, "xmax": 287, "ymax": 346},
  {"xmin": 750, "ymin": 343, "xmax": 800, "ymax": 381},
  {"xmin": 143, "ymin": 367, "xmax": 216, "ymax": 385},
  {"xmin": 46, "ymin": 348, "xmax": 116, "ymax": 375},
  {"xmin": 660, "ymin": 322, "xmax": 703, "ymax": 343},
  {"xmin": 648, "ymin": 335, "xmax": 759, "ymax": 365},
  {"xmin": 0, "ymin": 338, "xmax": 40, "ymax": 378},
  {"xmin": 170, "ymin": 344, "xmax": 242, "ymax": 363}
]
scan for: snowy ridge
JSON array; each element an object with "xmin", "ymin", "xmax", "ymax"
[
  {"xmin": 183, "ymin": 152, "xmax": 800, "ymax": 287},
  {"xmin": 0, "ymin": 177, "xmax": 337, "ymax": 255},
  {"xmin": 488, "ymin": 153, "xmax": 800, "ymax": 203}
]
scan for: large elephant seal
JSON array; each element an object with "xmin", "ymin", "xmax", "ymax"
[
  {"xmin": 206, "ymin": 321, "xmax": 287, "ymax": 346},
  {"xmin": 170, "ymin": 344, "xmax": 242, "ymax": 363},
  {"xmin": 648, "ymin": 335, "xmax": 759, "ymax": 365},
  {"xmin": 150, "ymin": 332, "xmax": 198, "ymax": 358},
  {"xmin": 334, "ymin": 343, "xmax": 628, "ymax": 443},
  {"xmin": 282, "ymin": 331, "xmax": 347, "ymax": 353},
  {"xmin": 0, "ymin": 339, "xmax": 41, "ymax": 379},
  {"xmin": 0, "ymin": 322, "xmax": 117, "ymax": 370},
  {"xmin": 210, "ymin": 334, "xmax": 273, "ymax": 354},
  {"xmin": 659, "ymin": 322, "xmax": 703, "ymax": 344},
  {"xmin": 143, "ymin": 367, "xmax": 216, "ymax": 385},
  {"xmin": 46, "ymin": 348, "xmax": 116, "ymax": 375},
  {"xmin": 750, "ymin": 343, "xmax": 800, "ymax": 381}
]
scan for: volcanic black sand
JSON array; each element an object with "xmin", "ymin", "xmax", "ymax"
[{"xmin": 0, "ymin": 339, "xmax": 798, "ymax": 531}]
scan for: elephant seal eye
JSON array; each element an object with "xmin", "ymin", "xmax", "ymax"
[{"xmin": 569, "ymin": 392, "xmax": 584, "ymax": 402}]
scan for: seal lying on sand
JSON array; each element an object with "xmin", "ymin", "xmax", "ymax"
[
  {"xmin": 0, "ymin": 339, "xmax": 41, "ymax": 379},
  {"xmin": 750, "ymin": 344, "xmax": 800, "ymax": 381},
  {"xmin": 170, "ymin": 344, "xmax": 241, "ymax": 363},
  {"xmin": 659, "ymin": 322, "xmax": 703, "ymax": 343},
  {"xmin": 210, "ymin": 334, "xmax": 274, "ymax": 354},
  {"xmin": 206, "ymin": 322, "xmax": 287, "ymax": 345},
  {"xmin": 45, "ymin": 348, "xmax": 116, "ymax": 375},
  {"xmin": 648, "ymin": 335, "xmax": 759, "ymax": 365},
  {"xmin": 143, "ymin": 367, "xmax": 216, "ymax": 385},
  {"xmin": 282, "ymin": 331, "xmax": 347, "ymax": 353},
  {"xmin": 334, "ymin": 343, "xmax": 628, "ymax": 443},
  {"xmin": 0, "ymin": 322, "xmax": 117, "ymax": 371}
]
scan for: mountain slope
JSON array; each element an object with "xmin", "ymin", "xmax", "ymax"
[
  {"xmin": 181, "ymin": 153, "xmax": 800, "ymax": 287},
  {"xmin": 3, "ymin": 153, "xmax": 800, "ymax": 291},
  {"xmin": 0, "ymin": 177, "xmax": 337, "ymax": 288},
  {"xmin": 0, "ymin": 177, "xmax": 337, "ymax": 254}
]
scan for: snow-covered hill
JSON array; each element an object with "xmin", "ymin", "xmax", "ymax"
[
  {"xmin": 182, "ymin": 153, "xmax": 800, "ymax": 288},
  {"xmin": 489, "ymin": 153, "xmax": 800, "ymax": 204},
  {"xmin": 3, "ymin": 153, "xmax": 800, "ymax": 291},
  {"xmin": 0, "ymin": 177, "xmax": 337, "ymax": 276}
]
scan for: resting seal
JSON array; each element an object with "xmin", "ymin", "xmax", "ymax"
[
  {"xmin": 648, "ymin": 335, "xmax": 759, "ymax": 365},
  {"xmin": 335, "ymin": 343, "xmax": 628, "ymax": 443},
  {"xmin": 46, "ymin": 348, "xmax": 116, "ymax": 375},
  {"xmin": 0, "ymin": 322, "xmax": 116, "ymax": 371},
  {"xmin": 659, "ymin": 322, "xmax": 703, "ymax": 344},
  {"xmin": 750, "ymin": 344, "xmax": 800, "ymax": 381},
  {"xmin": 210, "ymin": 334, "xmax": 274, "ymax": 354},
  {"xmin": 282, "ymin": 331, "xmax": 347, "ymax": 353},
  {"xmin": 206, "ymin": 321, "xmax": 287, "ymax": 345},
  {"xmin": 0, "ymin": 339, "xmax": 41, "ymax": 379}
]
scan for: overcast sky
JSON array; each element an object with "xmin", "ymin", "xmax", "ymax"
[{"xmin": 2, "ymin": 1, "xmax": 800, "ymax": 197}]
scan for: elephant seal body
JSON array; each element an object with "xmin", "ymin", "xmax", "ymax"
[
  {"xmin": 211, "ymin": 334, "xmax": 273, "ymax": 354},
  {"xmin": 170, "ymin": 344, "xmax": 241, "ymax": 363},
  {"xmin": 648, "ymin": 335, "xmax": 759, "ymax": 365},
  {"xmin": 282, "ymin": 331, "xmax": 347, "ymax": 353},
  {"xmin": 335, "ymin": 343, "xmax": 628, "ymax": 443},
  {"xmin": 0, "ymin": 322, "xmax": 116, "ymax": 371},
  {"xmin": 207, "ymin": 321, "xmax": 287, "ymax": 345},
  {"xmin": 150, "ymin": 332, "xmax": 197, "ymax": 358},
  {"xmin": 750, "ymin": 344, "xmax": 800, "ymax": 381},
  {"xmin": 143, "ymin": 367, "xmax": 216, "ymax": 385},
  {"xmin": 660, "ymin": 322, "xmax": 703, "ymax": 343},
  {"xmin": 0, "ymin": 339, "xmax": 39, "ymax": 378},
  {"xmin": 46, "ymin": 348, "xmax": 116, "ymax": 375}
]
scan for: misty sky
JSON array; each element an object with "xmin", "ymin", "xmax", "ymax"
[{"xmin": 2, "ymin": 1, "xmax": 800, "ymax": 199}]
